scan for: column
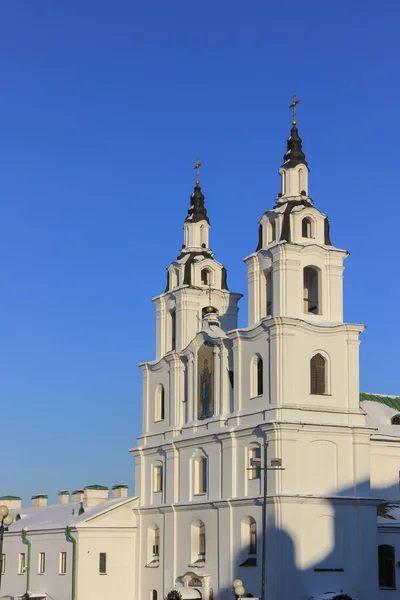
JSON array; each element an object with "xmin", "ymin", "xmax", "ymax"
[{"xmin": 213, "ymin": 345, "xmax": 221, "ymax": 416}]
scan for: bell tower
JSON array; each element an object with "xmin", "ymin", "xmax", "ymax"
[
  {"xmin": 245, "ymin": 98, "xmax": 347, "ymax": 327},
  {"xmin": 153, "ymin": 161, "xmax": 242, "ymax": 360}
]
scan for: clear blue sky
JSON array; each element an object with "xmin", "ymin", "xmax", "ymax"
[{"xmin": 1, "ymin": 0, "xmax": 399, "ymax": 503}]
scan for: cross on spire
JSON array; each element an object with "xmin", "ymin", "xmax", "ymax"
[
  {"xmin": 289, "ymin": 94, "xmax": 300, "ymax": 125},
  {"xmin": 194, "ymin": 158, "xmax": 202, "ymax": 185}
]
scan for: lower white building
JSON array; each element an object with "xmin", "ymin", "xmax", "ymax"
[
  {"xmin": 2, "ymin": 111, "xmax": 400, "ymax": 600},
  {"xmin": 0, "ymin": 485, "xmax": 138, "ymax": 600}
]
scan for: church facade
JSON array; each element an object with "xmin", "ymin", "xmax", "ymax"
[{"xmin": 130, "ymin": 116, "xmax": 399, "ymax": 600}]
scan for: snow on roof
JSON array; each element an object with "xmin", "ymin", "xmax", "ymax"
[
  {"xmin": 6, "ymin": 496, "xmax": 136, "ymax": 532},
  {"xmin": 362, "ymin": 400, "xmax": 400, "ymax": 439}
]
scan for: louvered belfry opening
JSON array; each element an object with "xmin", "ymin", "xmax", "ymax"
[{"xmin": 310, "ymin": 353, "xmax": 326, "ymax": 395}]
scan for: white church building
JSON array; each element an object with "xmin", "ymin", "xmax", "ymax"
[
  {"xmin": 2, "ymin": 112, "xmax": 400, "ymax": 600},
  {"xmin": 130, "ymin": 115, "xmax": 400, "ymax": 600}
]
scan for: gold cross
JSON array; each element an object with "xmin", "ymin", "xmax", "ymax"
[
  {"xmin": 289, "ymin": 94, "xmax": 300, "ymax": 125},
  {"xmin": 194, "ymin": 157, "xmax": 202, "ymax": 185}
]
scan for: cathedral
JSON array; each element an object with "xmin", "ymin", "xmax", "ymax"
[
  {"xmin": 130, "ymin": 107, "xmax": 400, "ymax": 600},
  {"xmin": 2, "ymin": 107, "xmax": 400, "ymax": 600}
]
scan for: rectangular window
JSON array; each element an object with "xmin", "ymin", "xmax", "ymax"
[
  {"xmin": 18, "ymin": 553, "xmax": 25, "ymax": 574},
  {"xmin": 38, "ymin": 552, "xmax": 45, "ymax": 574},
  {"xmin": 197, "ymin": 459, "xmax": 207, "ymax": 494},
  {"xmin": 154, "ymin": 465, "xmax": 163, "ymax": 492},
  {"xmin": 153, "ymin": 529, "xmax": 160, "ymax": 558},
  {"xmin": 1, "ymin": 553, "xmax": 5, "ymax": 575},
  {"xmin": 249, "ymin": 447, "xmax": 261, "ymax": 480},
  {"xmin": 59, "ymin": 551, "xmax": 67, "ymax": 574},
  {"xmin": 198, "ymin": 525, "xmax": 206, "ymax": 558},
  {"xmin": 99, "ymin": 552, "xmax": 107, "ymax": 574}
]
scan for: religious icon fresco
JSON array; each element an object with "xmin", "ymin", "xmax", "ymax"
[{"xmin": 197, "ymin": 342, "xmax": 214, "ymax": 420}]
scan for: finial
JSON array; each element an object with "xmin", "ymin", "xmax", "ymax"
[
  {"xmin": 289, "ymin": 94, "xmax": 300, "ymax": 125},
  {"xmin": 194, "ymin": 157, "xmax": 202, "ymax": 185}
]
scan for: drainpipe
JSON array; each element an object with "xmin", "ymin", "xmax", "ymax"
[
  {"xmin": 66, "ymin": 526, "xmax": 77, "ymax": 600},
  {"xmin": 21, "ymin": 528, "xmax": 31, "ymax": 593}
]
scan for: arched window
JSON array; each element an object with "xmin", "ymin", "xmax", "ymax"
[
  {"xmin": 310, "ymin": 354, "xmax": 326, "ymax": 395},
  {"xmin": 201, "ymin": 268, "xmax": 210, "ymax": 285},
  {"xmin": 378, "ymin": 544, "xmax": 395, "ymax": 588},
  {"xmin": 151, "ymin": 591, "xmax": 158, "ymax": 600},
  {"xmin": 155, "ymin": 385, "xmax": 165, "ymax": 421},
  {"xmin": 197, "ymin": 458, "xmax": 207, "ymax": 494},
  {"xmin": 249, "ymin": 519, "xmax": 257, "ymax": 554},
  {"xmin": 303, "ymin": 267, "xmax": 320, "ymax": 314},
  {"xmin": 265, "ymin": 270, "xmax": 273, "ymax": 317},
  {"xmin": 391, "ymin": 415, "xmax": 400, "ymax": 425},
  {"xmin": 302, "ymin": 217, "xmax": 313, "ymax": 238},
  {"xmin": 248, "ymin": 446, "xmax": 261, "ymax": 480}
]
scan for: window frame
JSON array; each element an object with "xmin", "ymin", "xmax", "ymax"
[
  {"xmin": 1, "ymin": 553, "xmax": 5, "ymax": 575},
  {"xmin": 302, "ymin": 216, "xmax": 314, "ymax": 239},
  {"xmin": 154, "ymin": 464, "xmax": 164, "ymax": 493},
  {"xmin": 249, "ymin": 520, "xmax": 257, "ymax": 555},
  {"xmin": 18, "ymin": 552, "xmax": 26, "ymax": 575},
  {"xmin": 196, "ymin": 457, "xmax": 208, "ymax": 495},
  {"xmin": 198, "ymin": 524, "xmax": 206, "ymax": 559},
  {"xmin": 310, "ymin": 353, "xmax": 327, "ymax": 395},
  {"xmin": 99, "ymin": 552, "xmax": 107, "ymax": 575},
  {"xmin": 303, "ymin": 266, "xmax": 320, "ymax": 315},
  {"xmin": 59, "ymin": 551, "xmax": 67, "ymax": 575},
  {"xmin": 38, "ymin": 552, "xmax": 46, "ymax": 575},
  {"xmin": 378, "ymin": 544, "xmax": 396, "ymax": 589},
  {"xmin": 248, "ymin": 446, "xmax": 261, "ymax": 480}
]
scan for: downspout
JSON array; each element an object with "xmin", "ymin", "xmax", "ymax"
[
  {"xmin": 66, "ymin": 526, "xmax": 77, "ymax": 600},
  {"xmin": 21, "ymin": 528, "xmax": 31, "ymax": 593}
]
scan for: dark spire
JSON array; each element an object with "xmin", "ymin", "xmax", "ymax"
[
  {"xmin": 281, "ymin": 124, "xmax": 309, "ymax": 170},
  {"xmin": 185, "ymin": 185, "xmax": 210, "ymax": 224}
]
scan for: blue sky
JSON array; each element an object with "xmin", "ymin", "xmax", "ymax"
[{"xmin": 1, "ymin": 0, "xmax": 399, "ymax": 503}]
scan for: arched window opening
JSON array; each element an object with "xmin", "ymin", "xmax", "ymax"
[
  {"xmin": 248, "ymin": 446, "xmax": 261, "ymax": 480},
  {"xmin": 170, "ymin": 309, "xmax": 176, "ymax": 351},
  {"xmin": 378, "ymin": 544, "xmax": 395, "ymax": 588},
  {"xmin": 154, "ymin": 464, "xmax": 163, "ymax": 493},
  {"xmin": 151, "ymin": 591, "xmax": 158, "ymax": 600},
  {"xmin": 201, "ymin": 268, "xmax": 211, "ymax": 286},
  {"xmin": 197, "ymin": 458, "xmax": 207, "ymax": 494},
  {"xmin": 265, "ymin": 270, "xmax": 273, "ymax": 317},
  {"xmin": 310, "ymin": 354, "xmax": 326, "ymax": 395},
  {"xmin": 155, "ymin": 385, "xmax": 165, "ymax": 421},
  {"xmin": 391, "ymin": 415, "xmax": 400, "ymax": 425},
  {"xmin": 249, "ymin": 520, "xmax": 257, "ymax": 554},
  {"xmin": 270, "ymin": 220, "xmax": 276, "ymax": 242},
  {"xmin": 302, "ymin": 217, "xmax": 313, "ymax": 238},
  {"xmin": 303, "ymin": 267, "xmax": 320, "ymax": 314},
  {"xmin": 198, "ymin": 524, "xmax": 206, "ymax": 559}
]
